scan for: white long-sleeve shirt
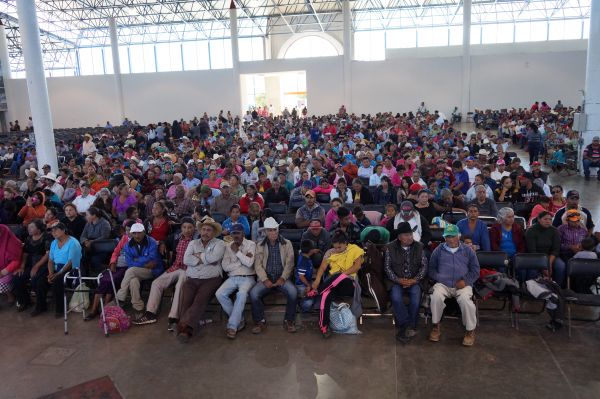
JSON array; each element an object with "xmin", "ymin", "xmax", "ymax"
[
  {"xmin": 183, "ymin": 238, "xmax": 225, "ymax": 279},
  {"xmin": 221, "ymin": 239, "xmax": 256, "ymax": 276}
]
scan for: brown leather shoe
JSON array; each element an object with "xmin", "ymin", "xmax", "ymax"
[
  {"xmin": 462, "ymin": 330, "xmax": 476, "ymax": 347},
  {"xmin": 429, "ymin": 324, "xmax": 441, "ymax": 342},
  {"xmin": 284, "ymin": 320, "xmax": 297, "ymax": 333},
  {"xmin": 251, "ymin": 320, "xmax": 267, "ymax": 334}
]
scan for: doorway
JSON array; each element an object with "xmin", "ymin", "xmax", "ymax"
[{"xmin": 241, "ymin": 71, "xmax": 307, "ymax": 116}]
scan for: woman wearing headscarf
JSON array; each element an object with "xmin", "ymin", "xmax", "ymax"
[{"xmin": 0, "ymin": 224, "xmax": 24, "ymax": 304}]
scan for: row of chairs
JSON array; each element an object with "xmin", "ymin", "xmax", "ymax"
[{"xmin": 475, "ymin": 251, "xmax": 600, "ymax": 337}]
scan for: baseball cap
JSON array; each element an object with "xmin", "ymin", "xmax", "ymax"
[
  {"xmin": 442, "ymin": 224, "xmax": 460, "ymax": 238},
  {"xmin": 130, "ymin": 223, "xmax": 145, "ymax": 233},
  {"xmin": 496, "ymin": 159, "xmax": 506, "ymax": 165},
  {"xmin": 593, "ymin": 136, "xmax": 599, "ymax": 141},
  {"xmin": 220, "ymin": 181, "xmax": 231, "ymax": 188},
  {"xmin": 409, "ymin": 183, "xmax": 422, "ymax": 193},
  {"xmin": 304, "ymin": 190, "xmax": 316, "ymax": 198},
  {"xmin": 230, "ymin": 223, "xmax": 244, "ymax": 234},
  {"xmin": 466, "ymin": 156, "xmax": 475, "ymax": 161},
  {"xmin": 566, "ymin": 209, "xmax": 581, "ymax": 221},
  {"xmin": 532, "ymin": 161, "xmax": 541, "ymax": 167},
  {"xmin": 400, "ymin": 201, "xmax": 414, "ymax": 212}
]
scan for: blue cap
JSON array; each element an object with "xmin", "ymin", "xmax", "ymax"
[
  {"xmin": 466, "ymin": 156, "xmax": 475, "ymax": 161},
  {"xmin": 230, "ymin": 223, "xmax": 244, "ymax": 234}
]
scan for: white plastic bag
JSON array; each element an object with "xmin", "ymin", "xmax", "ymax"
[
  {"xmin": 329, "ymin": 302, "xmax": 361, "ymax": 335},
  {"xmin": 69, "ymin": 282, "xmax": 90, "ymax": 313}
]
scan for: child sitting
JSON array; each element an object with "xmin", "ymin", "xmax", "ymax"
[
  {"xmin": 380, "ymin": 204, "xmax": 397, "ymax": 227},
  {"xmin": 549, "ymin": 146, "xmax": 566, "ymax": 172},
  {"xmin": 295, "ymin": 240, "xmax": 318, "ymax": 312},
  {"xmin": 574, "ymin": 237, "xmax": 598, "ymax": 260}
]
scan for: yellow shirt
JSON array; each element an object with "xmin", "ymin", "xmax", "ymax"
[{"xmin": 327, "ymin": 244, "xmax": 365, "ymax": 277}]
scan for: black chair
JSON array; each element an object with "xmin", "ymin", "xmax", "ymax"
[
  {"xmin": 442, "ymin": 211, "xmax": 466, "ymax": 224},
  {"xmin": 512, "ymin": 253, "xmax": 549, "ymax": 329},
  {"xmin": 566, "ymin": 259, "xmax": 600, "ymax": 337},
  {"xmin": 475, "ymin": 251, "xmax": 512, "ymax": 313},
  {"xmin": 514, "ymin": 216, "xmax": 527, "ymax": 231},
  {"xmin": 274, "ymin": 213, "xmax": 297, "ymax": 229},
  {"xmin": 316, "ymin": 193, "xmax": 331, "ymax": 204},
  {"xmin": 478, "ymin": 216, "xmax": 497, "ymax": 227},
  {"xmin": 430, "ymin": 228, "xmax": 444, "ymax": 244},
  {"xmin": 212, "ymin": 212, "xmax": 227, "ymax": 224},
  {"xmin": 89, "ymin": 239, "xmax": 118, "ymax": 275},
  {"xmin": 513, "ymin": 202, "xmax": 532, "ymax": 219},
  {"xmin": 267, "ymin": 203, "xmax": 288, "ymax": 214},
  {"xmin": 321, "ymin": 203, "xmax": 331, "ymax": 213},
  {"xmin": 495, "ymin": 202, "xmax": 511, "ymax": 210},
  {"xmin": 279, "ymin": 228, "xmax": 304, "ymax": 244}
]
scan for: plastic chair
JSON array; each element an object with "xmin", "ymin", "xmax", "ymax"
[
  {"xmin": 267, "ymin": 203, "xmax": 288, "ymax": 214},
  {"xmin": 566, "ymin": 259, "xmax": 600, "ymax": 337},
  {"xmin": 442, "ymin": 211, "xmax": 467, "ymax": 224},
  {"xmin": 512, "ymin": 253, "xmax": 549, "ymax": 329},
  {"xmin": 279, "ymin": 228, "xmax": 303, "ymax": 244},
  {"xmin": 274, "ymin": 213, "xmax": 297, "ymax": 229}
]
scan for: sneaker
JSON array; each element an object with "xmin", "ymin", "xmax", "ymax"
[
  {"xmin": 284, "ymin": 320, "xmax": 297, "ymax": 333},
  {"xmin": 462, "ymin": 330, "xmax": 476, "ymax": 347},
  {"xmin": 251, "ymin": 320, "xmax": 267, "ymax": 334},
  {"xmin": 132, "ymin": 312, "xmax": 157, "ymax": 325},
  {"xmin": 429, "ymin": 324, "xmax": 441, "ymax": 342},
  {"xmin": 405, "ymin": 327, "xmax": 417, "ymax": 338},
  {"xmin": 395, "ymin": 327, "xmax": 409, "ymax": 344},
  {"xmin": 226, "ymin": 328, "xmax": 237, "ymax": 339},
  {"xmin": 167, "ymin": 318, "xmax": 178, "ymax": 332}
]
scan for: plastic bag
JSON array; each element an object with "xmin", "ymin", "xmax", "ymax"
[
  {"xmin": 329, "ymin": 302, "xmax": 361, "ymax": 335},
  {"xmin": 68, "ymin": 282, "xmax": 90, "ymax": 312}
]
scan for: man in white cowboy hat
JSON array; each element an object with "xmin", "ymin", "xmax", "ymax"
[
  {"xmin": 249, "ymin": 217, "xmax": 298, "ymax": 334},
  {"xmin": 177, "ymin": 217, "xmax": 226, "ymax": 343},
  {"xmin": 42, "ymin": 172, "xmax": 64, "ymax": 199},
  {"xmin": 82, "ymin": 133, "xmax": 97, "ymax": 156},
  {"xmin": 240, "ymin": 159, "xmax": 258, "ymax": 186}
]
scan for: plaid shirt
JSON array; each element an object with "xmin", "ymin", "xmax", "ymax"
[
  {"xmin": 167, "ymin": 237, "xmax": 192, "ymax": 273},
  {"xmin": 266, "ymin": 239, "xmax": 283, "ymax": 281}
]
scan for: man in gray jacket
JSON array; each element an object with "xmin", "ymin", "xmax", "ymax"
[
  {"xmin": 177, "ymin": 217, "xmax": 226, "ymax": 343},
  {"xmin": 428, "ymin": 224, "xmax": 480, "ymax": 347}
]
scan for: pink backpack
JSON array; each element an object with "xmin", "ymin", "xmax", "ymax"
[{"xmin": 100, "ymin": 306, "xmax": 130, "ymax": 334}]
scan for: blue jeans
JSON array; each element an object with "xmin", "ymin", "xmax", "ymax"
[
  {"xmin": 552, "ymin": 257, "xmax": 566, "ymax": 287},
  {"xmin": 216, "ymin": 276, "xmax": 256, "ymax": 330},
  {"xmin": 250, "ymin": 279, "xmax": 298, "ymax": 322},
  {"xmin": 296, "ymin": 284, "xmax": 317, "ymax": 312},
  {"xmin": 390, "ymin": 283, "xmax": 422, "ymax": 328},
  {"xmin": 582, "ymin": 159, "xmax": 600, "ymax": 177}
]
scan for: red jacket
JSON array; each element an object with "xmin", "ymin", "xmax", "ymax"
[{"xmin": 489, "ymin": 223, "xmax": 526, "ymax": 254}]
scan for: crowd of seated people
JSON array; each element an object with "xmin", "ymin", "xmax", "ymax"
[{"xmin": 0, "ymin": 105, "xmax": 599, "ymax": 347}]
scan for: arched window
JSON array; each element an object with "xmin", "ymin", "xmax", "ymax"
[{"xmin": 282, "ymin": 35, "xmax": 340, "ymax": 59}]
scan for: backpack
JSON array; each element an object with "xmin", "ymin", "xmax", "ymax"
[
  {"xmin": 100, "ymin": 306, "xmax": 130, "ymax": 334},
  {"xmin": 329, "ymin": 302, "xmax": 361, "ymax": 335}
]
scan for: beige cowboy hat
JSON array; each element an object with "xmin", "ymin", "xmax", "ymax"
[{"xmin": 197, "ymin": 216, "xmax": 222, "ymax": 237}]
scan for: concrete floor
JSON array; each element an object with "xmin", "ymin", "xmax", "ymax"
[
  {"xmin": 1, "ymin": 305, "xmax": 600, "ymax": 399},
  {"xmin": 2, "ymin": 143, "xmax": 600, "ymax": 399}
]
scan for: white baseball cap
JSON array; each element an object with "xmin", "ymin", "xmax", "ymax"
[{"xmin": 130, "ymin": 223, "xmax": 145, "ymax": 233}]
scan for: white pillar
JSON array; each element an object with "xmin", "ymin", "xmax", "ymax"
[
  {"xmin": 109, "ymin": 17, "xmax": 125, "ymax": 123},
  {"xmin": 229, "ymin": 1, "xmax": 242, "ymax": 117},
  {"xmin": 343, "ymin": 0, "xmax": 352, "ymax": 113},
  {"xmin": 16, "ymin": 0, "xmax": 58, "ymax": 173},
  {"xmin": 461, "ymin": 0, "xmax": 472, "ymax": 117},
  {"xmin": 583, "ymin": 0, "xmax": 600, "ymax": 152},
  {"xmin": 0, "ymin": 22, "xmax": 12, "ymax": 79}
]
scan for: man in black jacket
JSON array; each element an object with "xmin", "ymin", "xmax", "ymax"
[{"xmin": 384, "ymin": 222, "xmax": 428, "ymax": 343}]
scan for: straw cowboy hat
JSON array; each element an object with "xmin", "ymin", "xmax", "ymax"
[{"xmin": 197, "ymin": 216, "xmax": 222, "ymax": 236}]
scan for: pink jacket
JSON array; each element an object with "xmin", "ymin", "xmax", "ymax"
[{"xmin": 110, "ymin": 235, "xmax": 129, "ymax": 265}]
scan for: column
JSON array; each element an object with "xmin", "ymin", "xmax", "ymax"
[
  {"xmin": 343, "ymin": 0, "xmax": 352, "ymax": 113},
  {"xmin": 109, "ymin": 17, "xmax": 125, "ymax": 123},
  {"xmin": 230, "ymin": 1, "xmax": 242, "ymax": 117},
  {"xmin": 461, "ymin": 0, "xmax": 472, "ymax": 118},
  {"xmin": 0, "ymin": 21, "xmax": 12, "ymax": 79},
  {"xmin": 582, "ymin": 0, "xmax": 600, "ymax": 155},
  {"xmin": 16, "ymin": 0, "xmax": 58, "ymax": 173}
]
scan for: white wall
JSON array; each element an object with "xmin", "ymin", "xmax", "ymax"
[{"xmin": 5, "ymin": 40, "xmax": 588, "ymax": 128}]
